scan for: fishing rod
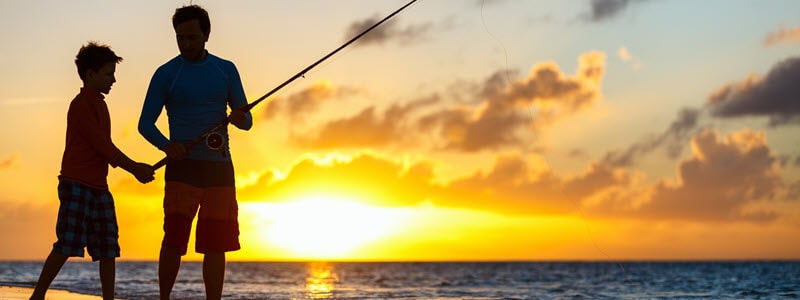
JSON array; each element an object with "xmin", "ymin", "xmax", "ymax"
[{"xmin": 152, "ymin": 0, "xmax": 418, "ymax": 170}]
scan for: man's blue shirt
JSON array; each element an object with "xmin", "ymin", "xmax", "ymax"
[{"xmin": 139, "ymin": 52, "xmax": 252, "ymax": 161}]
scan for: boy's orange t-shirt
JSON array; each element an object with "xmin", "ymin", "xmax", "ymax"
[{"xmin": 58, "ymin": 88, "xmax": 121, "ymax": 189}]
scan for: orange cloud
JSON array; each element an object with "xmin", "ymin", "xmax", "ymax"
[
  {"xmin": 237, "ymin": 153, "xmax": 437, "ymax": 208},
  {"xmin": 618, "ymin": 46, "xmax": 642, "ymax": 70},
  {"xmin": 278, "ymin": 53, "xmax": 606, "ymax": 152},
  {"xmin": 763, "ymin": 24, "xmax": 800, "ymax": 46},
  {"xmin": 438, "ymin": 154, "xmax": 631, "ymax": 215},
  {"xmin": 618, "ymin": 46, "xmax": 632, "ymax": 61},
  {"xmin": 0, "ymin": 153, "xmax": 19, "ymax": 170},
  {"xmin": 237, "ymin": 151, "xmax": 631, "ymax": 217},
  {"xmin": 595, "ymin": 129, "xmax": 786, "ymax": 223},
  {"xmin": 419, "ymin": 52, "xmax": 606, "ymax": 151},
  {"xmin": 262, "ymin": 81, "xmax": 360, "ymax": 122},
  {"xmin": 0, "ymin": 200, "xmax": 58, "ymax": 259},
  {"xmin": 293, "ymin": 96, "xmax": 439, "ymax": 149}
]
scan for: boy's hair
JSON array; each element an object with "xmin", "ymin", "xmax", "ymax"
[
  {"xmin": 172, "ymin": 5, "xmax": 211, "ymax": 35},
  {"xmin": 75, "ymin": 42, "xmax": 123, "ymax": 80}
]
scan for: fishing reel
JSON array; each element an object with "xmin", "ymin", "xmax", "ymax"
[{"xmin": 205, "ymin": 131, "xmax": 227, "ymax": 156}]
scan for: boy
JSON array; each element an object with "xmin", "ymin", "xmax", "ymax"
[{"xmin": 30, "ymin": 42, "xmax": 155, "ymax": 300}]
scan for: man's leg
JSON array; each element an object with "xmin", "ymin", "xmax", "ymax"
[
  {"xmin": 98, "ymin": 258, "xmax": 115, "ymax": 300},
  {"xmin": 160, "ymin": 179, "xmax": 201, "ymax": 300},
  {"xmin": 30, "ymin": 251, "xmax": 69, "ymax": 300},
  {"xmin": 159, "ymin": 245, "xmax": 182, "ymax": 300},
  {"xmin": 203, "ymin": 252, "xmax": 226, "ymax": 300}
]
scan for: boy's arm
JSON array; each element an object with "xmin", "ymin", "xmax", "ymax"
[
  {"xmin": 70, "ymin": 99, "xmax": 153, "ymax": 183},
  {"xmin": 116, "ymin": 152, "xmax": 155, "ymax": 183}
]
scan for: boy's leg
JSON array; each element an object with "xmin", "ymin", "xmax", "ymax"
[
  {"xmin": 159, "ymin": 245, "xmax": 182, "ymax": 300},
  {"xmin": 202, "ymin": 252, "xmax": 225, "ymax": 300},
  {"xmin": 34, "ymin": 180, "xmax": 90, "ymax": 299},
  {"xmin": 30, "ymin": 251, "xmax": 69, "ymax": 300},
  {"xmin": 98, "ymin": 258, "xmax": 115, "ymax": 300},
  {"xmin": 84, "ymin": 188, "xmax": 119, "ymax": 300}
]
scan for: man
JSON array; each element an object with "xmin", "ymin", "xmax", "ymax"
[{"xmin": 138, "ymin": 5, "xmax": 252, "ymax": 300}]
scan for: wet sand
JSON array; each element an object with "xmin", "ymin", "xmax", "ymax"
[{"xmin": 0, "ymin": 286, "xmax": 106, "ymax": 300}]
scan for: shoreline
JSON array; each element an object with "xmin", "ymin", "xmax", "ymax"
[{"xmin": 0, "ymin": 286, "xmax": 107, "ymax": 300}]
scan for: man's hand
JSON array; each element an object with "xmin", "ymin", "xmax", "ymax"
[
  {"xmin": 131, "ymin": 163, "xmax": 155, "ymax": 184},
  {"xmin": 163, "ymin": 142, "xmax": 187, "ymax": 160},
  {"xmin": 229, "ymin": 107, "xmax": 248, "ymax": 128}
]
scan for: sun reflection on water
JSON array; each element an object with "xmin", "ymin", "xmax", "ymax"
[{"xmin": 305, "ymin": 262, "xmax": 338, "ymax": 299}]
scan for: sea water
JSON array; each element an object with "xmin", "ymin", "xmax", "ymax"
[{"xmin": 1, "ymin": 261, "xmax": 798, "ymax": 299}]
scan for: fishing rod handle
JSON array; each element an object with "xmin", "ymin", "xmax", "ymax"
[
  {"xmin": 152, "ymin": 157, "xmax": 168, "ymax": 170},
  {"xmin": 151, "ymin": 118, "xmax": 230, "ymax": 171}
]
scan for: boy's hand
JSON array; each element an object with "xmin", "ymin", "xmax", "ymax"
[
  {"xmin": 117, "ymin": 154, "xmax": 155, "ymax": 184},
  {"xmin": 163, "ymin": 142, "xmax": 187, "ymax": 160},
  {"xmin": 132, "ymin": 163, "xmax": 155, "ymax": 184},
  {"xmin": 229, "ymin": 107, "xmax": 248, "ymax": 128}
]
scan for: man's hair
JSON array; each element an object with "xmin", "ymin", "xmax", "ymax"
[
  {"xmin": 172, "ymin": 5, "xmax": 211, "ymax": 35},
  {"xmin": 75, "ymin": 42, "xmax": 123, "ymax": 80}
]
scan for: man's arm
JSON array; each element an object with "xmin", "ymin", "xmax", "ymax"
[
  {"xmin": 227, "ymin": 62, "xmax": 253, "ymax": 130},
  {"xmin": 138, "ymin": 70, "xmax": 172, "ymax": 149}
]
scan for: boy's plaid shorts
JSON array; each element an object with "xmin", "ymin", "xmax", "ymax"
[{"xmin": 52, "ymin": 180, "xmax": 120, "ymax": 261}]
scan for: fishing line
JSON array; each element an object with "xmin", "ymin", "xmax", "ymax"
[
  {"xmin": 480, "ymin": 0, "xmax": 515, "ymax": 94},
  {"xmin": 479, "ymin": 0, "xmax": 630, "ymax": 282}
]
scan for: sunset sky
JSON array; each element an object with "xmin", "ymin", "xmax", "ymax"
[{"xmin": 1, "ymin": 0, "xmax": 799, "ymax": 262}]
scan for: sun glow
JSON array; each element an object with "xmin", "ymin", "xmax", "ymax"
[{"xmin": 244, "ymin": 195, "xmax": 406, "ymax": 259}]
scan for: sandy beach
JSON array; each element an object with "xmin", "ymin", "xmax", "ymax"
[{"xmin": 0, "ymin": 286, "xmax": 106, "ymax": 300}]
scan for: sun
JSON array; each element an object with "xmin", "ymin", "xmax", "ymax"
[{"xmin": 243, "ymin": 194, "xmax": 406, "ymax": 259}]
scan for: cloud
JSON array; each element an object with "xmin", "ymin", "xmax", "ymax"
[
  {"xmin": 262, "ymin": 81, "xmax": 360, "ymax": 122},
  {"xmin": 292, "ymin": 95, "xmax": 440, "ymax": 149},
  {"xmin": 602, "ymin": 107, "xmax": 702, "ymax": 167},
  {"xmin": 618, "ymin": 47, "xmax": 632, "ymax": 61},
  {"xmin": 763, "ymin": 24, "xmax": 800, "ymax": 46},
  {"xmin": 707, "ymin": 56, "xmax": 800, "ymax": 126},
  {"xmin": 618, "ymin": 46, "xmax": 642, "ymax": 70},
  {"xmin": 0, "ymin": 153, "xmax": 19, "ymax": 170},
  {"xmin": 437, "ymin": 155, "xmax": 632, "ymax": 215},
  {"xmin": 237, "ymin": 127, "xmax": 793, "ymax": 223},
  {"xmin": 238, "ymin": 151, "xmax": 631, "ymax": 217},
  {"xmin": 344, "ymin": 15, "xmax": 433, "ymax": 47},
  {"xmin": 288, "ymin": 52, "xmax": 606, "ymax": 152},
  {"xmin": 418, "ymin": 52, "xmax": 606, "ymax": 151},
  {"xmin": 583, "ymin": 0, "xmax": 649, "ymax": 22},
  {"xmin": 0, "ymin": 200, "xmax": 59, "ymax": 259},
  {"xmin": 237, "ymin": 153, "xmax": 438, "ymax": 208},
  {"xmin": 595, "ymin": 129, "xmax": 785, "ymax": 223},
  {"xmin": 789, "ymin": 181, "xmax": 800, "ymax": 202}
]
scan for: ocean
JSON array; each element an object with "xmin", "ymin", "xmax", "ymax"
[{"xmin": 0, "ymin": 261, "xmax": 798, "ymax": 299}]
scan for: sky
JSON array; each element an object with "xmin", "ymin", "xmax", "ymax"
[{"xmin": 1, "ymin": 0, "xmax": 799, "ymax": 262}]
